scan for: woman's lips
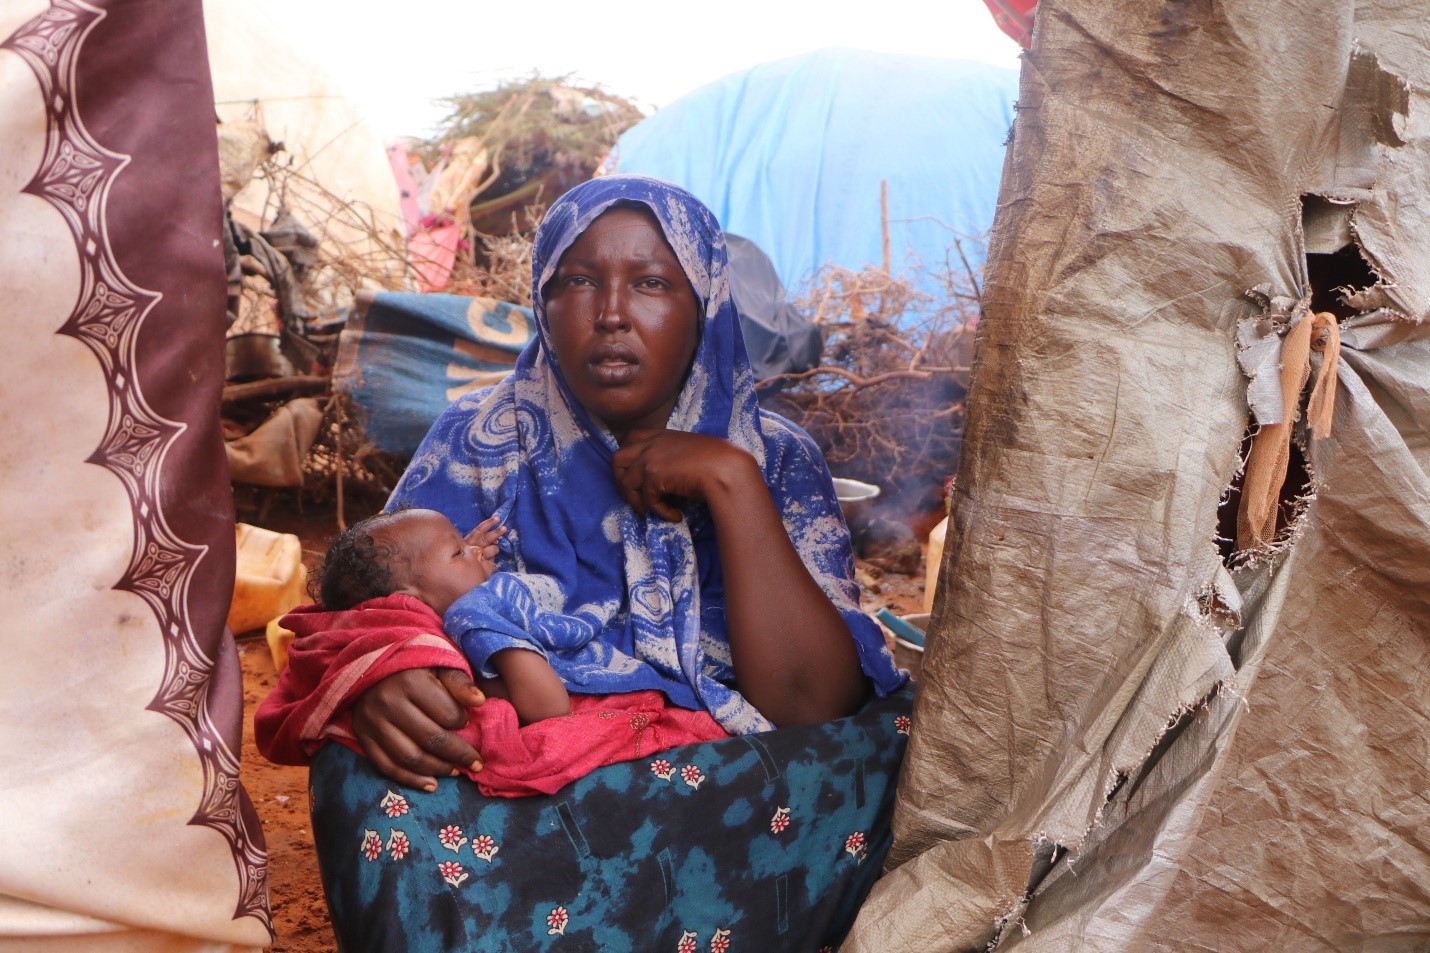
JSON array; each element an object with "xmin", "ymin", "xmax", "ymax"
[{"xmin": 589, "ymin": 347, "xmax": 638, "ymax": 384}]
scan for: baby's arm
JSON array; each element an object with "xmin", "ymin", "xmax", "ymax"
[{"xmin": 487, "ymin": 648, "xmax": 570, "ymax": 725}]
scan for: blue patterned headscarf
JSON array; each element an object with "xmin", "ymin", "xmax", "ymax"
[{"xmin": 391, "ymin": 175, "xmax": 904, "ymax": 734}]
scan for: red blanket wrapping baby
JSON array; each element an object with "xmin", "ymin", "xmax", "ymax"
[{"xmin": 254, "ymin": 594, "xmax": 729, "ymax": 797}]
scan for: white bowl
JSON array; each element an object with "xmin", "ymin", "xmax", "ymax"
[
  {"xmin": 832, "ymin": 477, "xmax": 880, "ymax": 503},
  {"xmin": 832, "ymin": 478, "xmax": 880, "ymax": 522}
]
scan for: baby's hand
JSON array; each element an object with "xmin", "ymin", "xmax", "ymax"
[{"xmin": 465, "ymin": 514, "xmax": 506, "ymax": 561}]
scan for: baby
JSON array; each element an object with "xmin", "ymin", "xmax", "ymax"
[
  {"xmin": 266, "ymin": 506, "xmax": 731, "ymax": 798},
  {"xmin": 314, "ymin": 508, "xmax": 571, "ymax": 725}
]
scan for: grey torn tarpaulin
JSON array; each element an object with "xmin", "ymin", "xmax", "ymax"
[{"xmin": 844, "ymin": 1, "xmax": 1429, "ymax": 951}]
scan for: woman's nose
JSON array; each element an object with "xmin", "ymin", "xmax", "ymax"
[{"xmin": 595, "ymin": 285, "xmax": 629, "ymax": 330}]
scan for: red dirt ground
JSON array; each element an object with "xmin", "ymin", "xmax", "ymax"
[
  {"xmin": 240, "ymin": 637, "xmax": 336, "ymax": 952},
  {"xmin": 236, "ymin": 498, "xmax": 930, "ymax": 952},
  {"xmin": 238, "ymin": 496, "xmax": 349, "ymax": 953}
]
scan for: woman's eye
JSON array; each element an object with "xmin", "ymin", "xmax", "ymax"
[{"xmin": 639, "ymin": 278, "xmax": 667, "ymax": 290}]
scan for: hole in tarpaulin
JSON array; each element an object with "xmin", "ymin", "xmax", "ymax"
[
  {"xmin": 1301, "ymin": 193, "xmax": 1378, "ymax": 317},
  {"xmin": 1306, "ymin": 244, "xmax": 1377, "ymax": 319},
  {"xmin": 1216, "ymin": 195, "xmax": 1367, "ymax": 565}
]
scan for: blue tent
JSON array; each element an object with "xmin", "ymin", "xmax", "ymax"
[{"xmin": 606, "ymin": 48, "xmax": 1018, "ymax": 305}]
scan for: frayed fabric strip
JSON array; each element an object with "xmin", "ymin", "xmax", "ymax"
[{"xmin": 1237, "ymin": 310, "xmax": 1341, "ymax": 550}]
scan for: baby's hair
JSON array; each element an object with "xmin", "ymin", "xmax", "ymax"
[{"xmin": 311, "ymin": 510, "xmax": 409, "ymax": 610}]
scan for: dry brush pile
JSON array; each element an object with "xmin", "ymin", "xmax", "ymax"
[{"xmin": 760, "ymin": 250, "xmax": 980, "ymax": 517}]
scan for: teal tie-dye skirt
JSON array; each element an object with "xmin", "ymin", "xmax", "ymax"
[{"xmin": 309, "ymin": 690, "xmax": 914, "ymax": 952}]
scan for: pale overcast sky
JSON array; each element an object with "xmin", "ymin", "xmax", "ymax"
[{"xmin": 245, "ymin": 0, "xmax": 1022, "ymax": 141}]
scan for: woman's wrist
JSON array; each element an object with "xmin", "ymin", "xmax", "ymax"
[{"xmin": 697, "ymin": 443, "xmax": 763, "ymax": 511}]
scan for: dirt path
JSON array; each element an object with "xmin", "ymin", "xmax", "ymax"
[
  {"xmin": 238, "ymin": 496, "xmax": 351, "ymax": 953},
  {"xmin": 240, "ymin": 636, "xmax": 336, "ymax": 953}
]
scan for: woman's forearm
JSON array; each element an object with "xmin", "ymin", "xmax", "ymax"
[
  {"xmin": 702, "ymin": 457, "xmax": 867, "ymax": 727},
  {"xmin": 610, "ymin": 429, "xmax": 869, "ymax": 726}
]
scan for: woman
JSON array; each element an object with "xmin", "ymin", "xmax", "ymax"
[{"xmin": 306, "ymin": 176, "xmax": 911, "ymax": 952}]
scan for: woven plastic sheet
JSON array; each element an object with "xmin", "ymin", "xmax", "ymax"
[
  {"xmin": 845, "ymin": 1, "xmax": 1430, "ymax": 950},
  {"xmin": 333, "ymin": 292, "xmax": 532, "ymax": 455}
]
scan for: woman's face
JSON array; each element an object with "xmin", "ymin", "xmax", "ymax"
[{"xmin": 544, "ymin": 205, "xmax": 700, "ymax": 444}]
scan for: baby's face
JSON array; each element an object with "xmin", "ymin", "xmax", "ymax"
[{"xmin": 374, "ymin": 509, "xmax": 496, "ymax": 617}]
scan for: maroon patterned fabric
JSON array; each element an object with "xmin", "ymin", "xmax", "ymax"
[{"xmin": 0, "ymin": 0, "xmax": 269, "ymax": 946}]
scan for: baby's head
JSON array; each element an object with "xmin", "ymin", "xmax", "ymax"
[{"xmin": 314, "ymin": 508, "xmax": 494, "ymax": 616}]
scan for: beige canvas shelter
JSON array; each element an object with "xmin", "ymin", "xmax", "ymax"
[
  {"xmin": 205, "ymin": 0, "xmax": 403, "ymax": 291},
  {"xmin": 845, "ymin": 0, "xmax": 1429, "ymax": 950}
]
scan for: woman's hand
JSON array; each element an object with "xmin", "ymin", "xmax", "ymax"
[
  {"xmin": 612, "ymin": 429, "xmax": 759, "ymax": 521},
  {"xmin": 614, "ymin": 428, "xmax": 867, "ymax": 727},
  {"xmin": 350, "ymin": 668, "xmax": 486, "ymax": 791}
]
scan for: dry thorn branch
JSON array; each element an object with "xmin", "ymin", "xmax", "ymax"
[{"xmin": 762, "ymin": 256, "xmax": 980, "ymax": 514}]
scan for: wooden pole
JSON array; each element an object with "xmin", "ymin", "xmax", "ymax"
[
  {"xmin": 333, "ymin": 398, "xmax": 347, "ymax": 532},
  {"xmin": 880, "ymin": 180, "xmax": 891, "ymax": 313},
  {"xmin": 880, "ymin": 179, "xmax": 891, "ymax": 275}
]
